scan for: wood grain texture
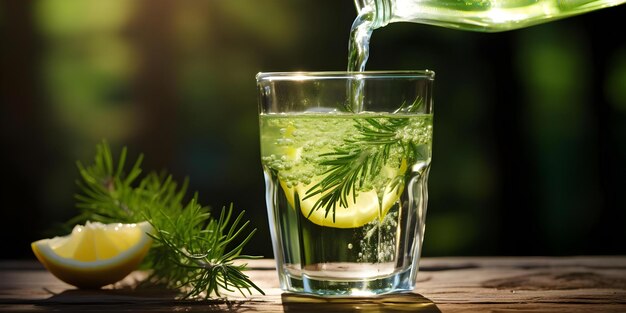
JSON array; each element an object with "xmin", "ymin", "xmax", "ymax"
[{"xmin": 1, "ymin": 257, "xmax": 625, "ymax": 312}]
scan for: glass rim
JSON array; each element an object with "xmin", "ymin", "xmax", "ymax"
[{"xmin": 256, "ymin": 70, "xmax": 435, "ymax": 82}]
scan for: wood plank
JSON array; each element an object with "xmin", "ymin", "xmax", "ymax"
[
  {"xmin": 436, "ymin": 303, "xmax": 626, "ymax": 313},
  {"xmin": 1, "ymin": 257, "xmax": 625, "ymax": 312},
  {"xmin": 414, "ymin": 257, "xmax": 626, "ymax": 306}
]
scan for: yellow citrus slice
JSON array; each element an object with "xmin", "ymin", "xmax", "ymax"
[
  {"xmin": 280, "ymin": 161, "xmax": 407, "ymax": 229},
  {"xmin": 31, "ymin": 221, "xmax": 153, "ymax": 289}
]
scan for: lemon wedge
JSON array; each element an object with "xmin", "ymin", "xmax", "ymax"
[
  {"xmin": 280, "ymin": 161, "xmax": 407, "ymax": 229},
  {"xmin": 31, "ymin": 221, "xmax": 153, "ymax": 289}
]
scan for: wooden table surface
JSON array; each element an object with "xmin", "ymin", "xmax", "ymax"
[{"xmin": 1, "ymin": 256, "xmax": 625, "ymax": 312}]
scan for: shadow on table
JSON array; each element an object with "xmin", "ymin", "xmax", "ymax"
[
  {"xmin": 281, "ymin": 292, "xmax": 441, "ymax": 313},
  {"xmin": 25, "ymin": 288, "xmax": 241, "ymax": 312}
]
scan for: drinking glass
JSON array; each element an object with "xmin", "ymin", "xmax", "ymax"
[{"xmin": 257, "ymin": 71, "xmax": 434, "ymax": 296}]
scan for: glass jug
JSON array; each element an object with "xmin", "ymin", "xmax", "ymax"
[{"xmin": 354, "ymin": 0, "xmax": 626, "ymax": 32}]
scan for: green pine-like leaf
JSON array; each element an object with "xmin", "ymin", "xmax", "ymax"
[{"xmin": 70, "ymin": 140, "xmax": 263, "ymax": 299}]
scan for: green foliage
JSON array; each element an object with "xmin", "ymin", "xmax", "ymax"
[{"xmin": 70, "ymin": 141, "xmax": 264, "ymax": 299}]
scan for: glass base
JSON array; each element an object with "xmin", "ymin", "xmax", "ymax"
[{"xmin": 280, "ymin": 266, "xmax": 416, "ymax": 296}]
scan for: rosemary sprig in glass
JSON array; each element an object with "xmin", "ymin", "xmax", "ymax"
[
  {"xmin": 303, "ymin": 98, "xmax": 426, "ymax": 221},
  {"xmin": 68, "ymin": 141, "xmax": 264, "ymax": 299}
]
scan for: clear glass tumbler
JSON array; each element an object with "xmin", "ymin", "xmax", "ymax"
[{"xmin": 257, "ymin": 71, "xmax": 434, "ymax": 296}]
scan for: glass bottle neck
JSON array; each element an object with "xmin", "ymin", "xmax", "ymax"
[
  {"xmin": 356, "ymin": 0, "xmax": 626, "ymax": 32},
  {"xmin": 354, "ymin": 0, "xmax": 393, "ymax": 28}
]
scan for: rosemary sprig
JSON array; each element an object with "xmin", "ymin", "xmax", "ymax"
[
  {"xmin": 69, "ymin": 141, "xmax": 264, "ymax": 299},
  {"xmin": 303, "ymin": 98, "xmax": 426, "ymax": 220}
]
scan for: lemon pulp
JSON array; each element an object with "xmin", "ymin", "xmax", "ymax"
[{"xmin": 31, "ymin": 221, "xmax": 153, "ymax": 289}]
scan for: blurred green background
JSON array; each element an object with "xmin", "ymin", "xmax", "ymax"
[{"xmin": 1, "ymin": 0, "xmax": 625, "ymax": 259}]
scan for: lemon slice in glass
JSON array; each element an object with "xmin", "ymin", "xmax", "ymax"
[
  {"xmin": 280, "ymin": 161, "xmax": 407, "ymax": 229},
  {"xmin": 31, "ymin": 221, "xmax": 153, "ymax": 289}
]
